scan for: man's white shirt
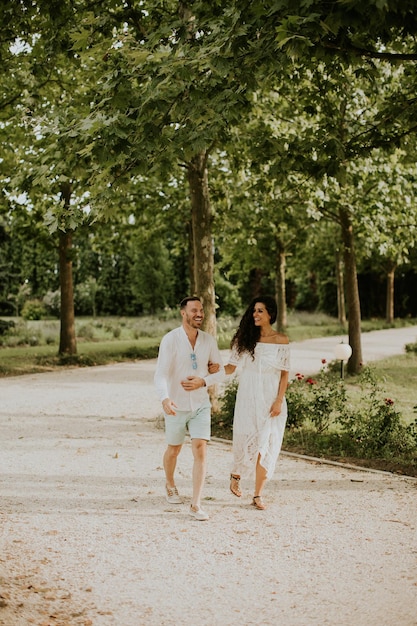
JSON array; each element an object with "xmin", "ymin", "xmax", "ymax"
[{"xmin": 154, "ymin": 326, "xmax": 226, "ymax": 412}]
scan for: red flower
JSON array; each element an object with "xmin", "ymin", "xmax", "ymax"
[
  {"xmin": 321, "ymin": 358, "xmax": 327, "ymax": 364},
  {"xmin": 296, "ymin": 373, "xmax": 304, "ymax": 380},
  {"xmin": 306, "ymin": 378, "xmax": 317, "ymax": 385},
  {"xmin": 385, "ymin": 398, "xmax": 394, "ymax": 406}
]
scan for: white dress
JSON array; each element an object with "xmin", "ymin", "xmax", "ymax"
[{"xmin": 230, "ymin": 343, "xmax": 290, "ymax": 479}]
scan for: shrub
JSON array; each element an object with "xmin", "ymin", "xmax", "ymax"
[
  {"xmin": 336, "ymin": 367, "xmax": 415, "ymax": 459},
  {"xmin": 2, "ymin": 321, "xmax": 41, "ymax": 347},
  {"xmin": 21, "ymin": 299, "xmax": 47, "ymax": 320},
  {"xmin": 58, "ymin": 354, "xmax": 96, "ymax": 367},
  {"xmin": 77, "ymin": 323, "xmax": 95, "ymax": 341},
  {"xmin": 286, "ymin": 366, "xmax": 347, "ymax": 433},
  {"xmin": 407, "ymin": 417, "xmax": 417, "ymax": 446},
  {"xmin": 0, "ymin": 319, "xmax": 15, "ymax": 336},
  {"xmin": 213, "ymin": 378, "xmax": 238, "ymax": 432},
  {"xmin": 123, "ymin": 345, "xmax": 159, "ymax": 359}
]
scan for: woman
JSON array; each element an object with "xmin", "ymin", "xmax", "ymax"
[{"xmin": 224, "ymin": 296, "xmax": 290, "ymax": 510}]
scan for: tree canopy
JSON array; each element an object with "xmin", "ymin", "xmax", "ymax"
[{"xmin": 1, "ymin": 0, "xmax": 417, "ymax": 371}]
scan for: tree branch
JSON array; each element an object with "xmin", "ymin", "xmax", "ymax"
[{"xmin": 322, "ymin": 41, "xmax": 417, "ymax": 63}]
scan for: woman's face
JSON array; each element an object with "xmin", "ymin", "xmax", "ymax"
[{"xmin": 252, "ymin": 302, "xmax": 271, "ymax": 327}]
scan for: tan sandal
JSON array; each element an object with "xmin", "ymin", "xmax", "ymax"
[
  {"xmin": 230, "ymin": 474, "xmax": 241, "ymax": 497},
  {"xmin": 252, "ymin": 495, "xmax": 267, "ymax": 510}
]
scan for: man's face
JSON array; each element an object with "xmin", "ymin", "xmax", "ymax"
[{"xmin": 182, "ymin": 300, "xmax": 204, "ymax": 329}]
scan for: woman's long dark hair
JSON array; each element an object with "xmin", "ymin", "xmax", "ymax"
[{"xmin": 230, "ymin": 296, "xmax": 278, "ymax": 359}]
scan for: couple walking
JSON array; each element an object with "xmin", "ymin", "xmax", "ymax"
[{"xmin": 154, "ymin": 296, "xmax": 290, "ymax": 521}]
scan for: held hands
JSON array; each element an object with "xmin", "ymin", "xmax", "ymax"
[
  {"xmin": 179, "ymin": 360, "xmax": 218, "ymax": 393},
  {"xmin": 181, "ymin": 376, "xmax": 205, "ymax": 391}
]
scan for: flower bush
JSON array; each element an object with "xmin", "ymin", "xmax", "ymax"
[
  {"xmin": 286, "ymin": 362, "xmax": 347, "ymax": 433},
  {"xmin": 335, "ymin": 366, "xmax": 416, "ymax": 459}
]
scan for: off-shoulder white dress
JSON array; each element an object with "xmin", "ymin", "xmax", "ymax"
[{"xmin": 229, "ymin": 343, "xmax": 290, "ymax": 479}]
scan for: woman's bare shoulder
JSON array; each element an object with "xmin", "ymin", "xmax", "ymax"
[{"xmin": 273, "ymin": 332, "xmax": 289, "ymax": 345}]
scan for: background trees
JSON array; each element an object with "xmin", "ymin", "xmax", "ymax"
[{"xmin": 1, "ymin": 1, "xmax": 417, "ymax": 372}]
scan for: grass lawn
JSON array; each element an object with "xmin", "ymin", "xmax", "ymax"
[{"xmin": 352, "ymin": 353, "xmax": 417, "ymax": 425}]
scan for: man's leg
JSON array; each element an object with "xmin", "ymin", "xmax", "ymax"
[
  {"xmin": 190, "ymin": 438, "xmax": 207, "ymax": 509},
  {"xmin": 163, "ymin": 444, "xmax": 182, "ymax": 488}
]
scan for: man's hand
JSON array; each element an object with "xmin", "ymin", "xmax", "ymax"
[
  {"xmin": 181, "ymin": 376, "xmax": 205, "ymax": 391},
  {"xmin": 162, "ymin": 398, "xmax": 177, "ymax": 415},
  {"xmin": 208, "ymin": 361, "xmax": 220, "ymax": 374}
]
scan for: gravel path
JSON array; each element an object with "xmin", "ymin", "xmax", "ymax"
[{"xmin": 1, "ymin": 329, "xmax": 417, "ymax": 626}]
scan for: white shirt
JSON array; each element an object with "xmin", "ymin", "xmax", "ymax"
[{"xmin": 154, "ymin": 326, "xmax": 226, "ymax": 412}]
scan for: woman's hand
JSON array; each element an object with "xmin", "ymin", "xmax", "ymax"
[
  {"xmin": 269, "ymin": 398, "xmax": 283, "ymax": 418},
  {"xmin": 208, "ymin": 361, "xmax": 220, "ymax": 374}
]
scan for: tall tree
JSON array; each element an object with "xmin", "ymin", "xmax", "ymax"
[
  {"xmin": 0, "ymin": 0, "xmax": 99, "ymax": 353},
  {"xmin": 68, "ymin": 1, "xmax": 276, "ymax": 335}
]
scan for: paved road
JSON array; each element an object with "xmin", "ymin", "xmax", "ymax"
[
  {"xmin": 288, "ymin": 325, "xmax": 417, "ymax": 376},
  {"xmin": 0, "ymin": 326, "xmax": 416, "ymax": 626}
]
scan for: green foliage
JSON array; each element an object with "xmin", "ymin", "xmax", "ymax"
[
  {"xmin": 214, "ymin": 274, "xmax": 242, "ymax": 317},
  {"xmin": 405, "ymin": 342, "xmax": 417, "ymax": 354},
  {"xmin": 55, "ymin": 354, "xmax": 96, "ymax": 367},
  {"xmin": 20, "ymin": 299, "xmax": 47, "ymax": 321},
  {"xmin": 0, "ymin": 320, "xmax": 36, "ymax": 347},
  {"xmin": 286, "ymin": 368, "xmax": 347, "ymax": 433},
  {"xmin": 130, "ymin": 239, "xmax": 175, "ymax": 314},
  {"xmin": 0, "ymin": 319, "xmax": 15, "ymax": 336},
  {"xmin": 335, "ymin": 367, "xmax": 415, "ymax": 459},
  {"xmin": 212, "ymin": 379, "xmax": 239, "ymax": 432},
  {"xmin": 74, "ymin": 279, "xmax": 97, "ymax": 317},
  {"xmin": 77, "ymin": 323, "xmax": 95, "ymax": 341},
  {"xmin": 123, "ymin": 345, "xmax": 159, "ymax": 360},
  {"xmin": 406, "ymin": 418, "xmax": 417, "ymax": 447}
]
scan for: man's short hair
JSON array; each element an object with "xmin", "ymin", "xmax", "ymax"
[{"xmin": 180, "ymin": 296, "xmax": 201, "ymax": 309}]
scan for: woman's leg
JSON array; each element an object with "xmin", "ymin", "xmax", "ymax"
[
  {"xmin": 252, "ymin": 454, "xmax": 267, "ymax": 510},
  {"xmin": 254, "ymin": 453, "xmax": 267, "ymax": 496}
]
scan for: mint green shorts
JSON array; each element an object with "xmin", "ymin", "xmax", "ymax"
[{"xmin": 164, "ymin": 402, "xmax": 211, "ymax": 445}]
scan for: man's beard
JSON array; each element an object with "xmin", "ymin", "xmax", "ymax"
[{"xmin": 185, "ymin": 313, "xmax": 203, "ymax": 328}]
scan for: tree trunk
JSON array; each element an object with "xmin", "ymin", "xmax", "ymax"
[
  {"xmin": 385, "ymin": 262, "xmax": 396, "ymax": 324},
  {"xmin": 339, "ymin": 206, "xmax": 362, "ymax": 374},
  {"xmin": 58, "ymin": 183, "xmax": 77, "ymax": 356},
  {"xmin": 249, "ymin": 268, "xmax": 264, "ymax": 299},
  {"xmin": 186, "ymin": 151, "xmax": 216, "ymax": 336},
  {"xmin": 275, "ymin": 242, "xmax": 287, "ymax": 332},
  {"xmin": 335, "ymin": 250, "xmax": 347, "ymax": 326},
  {"xmin": 187, "ymin": 219, "xmax": 196, "ymax": 295}
]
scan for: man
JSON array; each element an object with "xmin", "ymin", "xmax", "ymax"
[{"xmin": 154, "ymin": 296, "xmax": 225, "ymax": 521}]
